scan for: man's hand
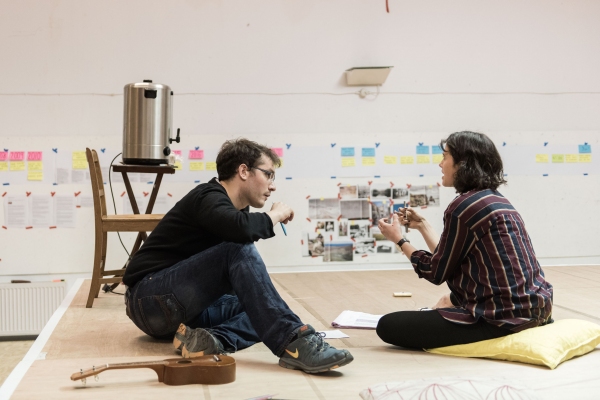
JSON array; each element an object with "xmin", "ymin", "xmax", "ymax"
[
  {"xmin": 377, "ymin": 213, "xmax": 403, "ymax": 244},
  {"xmin": 268, "ymin": 202, "xmax": 294, "ymax": 225},
  {"xmin": 433, "ymin": 293, "xmax": 454, "ymax": 309}
]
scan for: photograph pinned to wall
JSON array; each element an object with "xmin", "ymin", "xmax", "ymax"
[
  {"xmin": 409, "ymin": 184, "xmax": 440, "ymax": 207},
  {"xmin": 371, "ymin": 199, "xmax": 391, "ymax": 227},
  {"xmin": 392, "ymin": 187, "xmax": 409, "ymax": 201},
  {"xmin": 323, "ymin": 241, "xmax": 354, "ymax": 262},
  {"xmin": 338, "ymin": 219, "xmax": 349, "ymax": 237},
  {"xmin": 426, "ymin": 185, "xmax": 440, "ymax": 206},
  {"xmin": 315, "ymin": 220, "xmax": 335, "ymax": 233},
  {"xmin": 354, "ymin": 238, "xmax": 376, "ymax": 255},
  {"xmin": 349, "ymin": 219, "xmax": 371, "ymax": 240},
  {"xmin": 340, "ymin": 199, "xmax": 370, "ymax": 219},
  {"xmin": 301, "ymin": 232, "xmax": 325, "ymax": 257},
  {"xmin": 339, "ymin": 185, "xmax": 358, "ymax": 199},
  {"xmin": 371, "ymin": 226, "xmax": 386, "ymax": 241},
  {"xmin": 376, "ymin": 240, "xmax": 397, "ymax": 254},
  {"xmin": 392, "ymin": 202, "xmax": 407, "ymax": 213},
  {"xmin": 357, "ymin": 185, "xmax": 370, "ymax": 198},
  {"xmin": 308, "ymin": 198, "xmax": 340, "ymax": 219}
]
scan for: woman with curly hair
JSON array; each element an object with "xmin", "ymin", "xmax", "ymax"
[{"xmin": 376, "ymin": 131, "xmax": 553, "ymax": 349}]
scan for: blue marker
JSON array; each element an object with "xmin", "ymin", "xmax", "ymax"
[{"xmin": 280, "ymin": 222, "xmax": 287, "ymax": 236}]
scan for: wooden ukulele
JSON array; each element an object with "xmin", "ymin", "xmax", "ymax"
[{"xmin": 71, "ymin": 355, "xmax": 235, "ymax": 386}]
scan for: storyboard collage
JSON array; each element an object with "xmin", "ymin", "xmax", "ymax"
[{"xmin": 302, "ymin": 182, "xmax": 440, "ymax": 261}]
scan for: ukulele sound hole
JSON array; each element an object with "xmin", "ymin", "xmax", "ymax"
[{"xmin": 177, "ymin": 360, "xmax": 192, "ymax": 364}]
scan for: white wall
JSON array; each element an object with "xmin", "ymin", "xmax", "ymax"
[{"xmin": 1, "ymin": 0, "xmax": 599, "ymax": 287}]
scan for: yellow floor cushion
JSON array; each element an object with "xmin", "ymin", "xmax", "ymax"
[{"xmin": 426, "ymin": 319, "xmax": 600, "ymax": 369}]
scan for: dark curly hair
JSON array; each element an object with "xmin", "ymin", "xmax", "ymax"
[
  {"xmin": 441, "ymin": 131, "xmax": 507, "ymax": 194},
  {"xmin": 216, "ymin": 138, "xmax": 281, "ymax": 181}
]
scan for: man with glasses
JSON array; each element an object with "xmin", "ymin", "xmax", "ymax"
[{"xmin": 123, "ymin": 138, "xmax": 353, "ymax": 374}]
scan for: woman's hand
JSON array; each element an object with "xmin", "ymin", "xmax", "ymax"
[
  {"xmin": 397, "ymin": 207, "xmax": 426, "ymax": 231},
  {"xmin": 377, "ymin": 213, "xmax": 404, "ymax": 244}
]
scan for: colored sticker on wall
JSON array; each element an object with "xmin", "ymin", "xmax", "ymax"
[
  {"xmin": 206, "ymin": 161, "xmax": 217, "ymax": 171},
  {"xmin": 10, "ymin": 161, "xmax": 25, "ymax": 171},
  {"xmin": 400, "ymin": 156, "xmax": 414, "ymax": 164},
  {"xmin": 341, "ymin": 147, "xmax": 355, "ymax": 157},
  {"xmin": 565, "ymin": 154, "xmax": 578, "ymax": 163},
  {"xmin": 0, "ymin": 152, "xmax": 7, "ymax": 161},
  {"xmin": 189, "ymin": 161, "xmax": 204, "ymax": 171},
  {"xmin": 27, "ymin": 151, "xmax": 43, "ymax": 161},
  {"xmin": 189, "ymin": 150, "xmax": 204, "ymax": 159},
  {"xmin": 432, "ymin": 154, "xmax": 443, "ymax": 163},
  {"xmin": 431, "ymin": 145, "xmax": 443, "ymax": 154},
  {"xmin": 578, "ymin": 144, "xmax": 591, "ymax": 154},
  {"xmin": 72, "ymin": 151, "xmax": 88, "ymax": 169},
  {"xmin": 27, "ymin": 171, "xmax": 43, "ymax": 181},
  {"xmin": 271, "ymin": 148, "xmax": 284, "ymax": 157},
  {"xmin": 552, "ymin": 154, "xmax": 564, "ymax": 163},
  {"xmin": 341, "ymin": 157, "xmax": 356, "ymax": 167},
  {"xmin": 362, "ymin": 157, "xmax": 376, "ymax": 166},
  {"xmin": 417, "ymin": 155, "xmax": 430, "ymax": 164},
  {"xmin": 9, "ymin": 151, "xmax": 24, "ymax": 161},
  {"xmin": 579, "ymin": 154, "xmax": 592, "ymax": 163},
  {"xmin": 383, "ymin": 155, "xmax": 397, "ymax": 164},
  {"xmin": 362, "ymin": 148, "xmax": 375, "ymax": 157},
  {"xmin": 28, "ymin": 161, "xmax": 43, "ymax": 171},
  {"xmin": 0, "ymin": 162, "xmax": 8, "ymax": 171},
  {"xmin": 416, "ymin": 145, "xmax": 430, "ymax": 155},
  {"xmin": 535, "ymin": 154, "xmax": 549, "ymax": 163}
]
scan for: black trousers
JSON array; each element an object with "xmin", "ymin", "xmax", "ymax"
[{"xmin": 376, "ymin": 310, "xmax": 513, "ymax": 349}]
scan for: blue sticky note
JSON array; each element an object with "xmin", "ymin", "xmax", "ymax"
[
  {"xmin": 362, "ymin": 148, "xmax": 375, "ymax": 157},
  {"xmin": 579, "ymin": 144, "xmax": 591, "ymax": 154},
  {"xmin": 416, "ymin": 145, "xmax": 430, "ymax": 154},
  {"xmin": 431, "ymin": 145, "xmax": 443, "ymax": 154},
  {"xmin": 285, "ymin": 177, "xmax": 292, "ymax": 180},
  {"xmin": 341, "ymin": 147, "xmax": 355, "ymax": 157}
]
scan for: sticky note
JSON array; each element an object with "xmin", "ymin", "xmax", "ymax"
[
  {"xmin": 27, "ymin": 151, "xmax": 43, "ymax": 161},
  {"xmin": 535, "ymin": 154, "xmax": 549, "ymax": 163},
  {"xmin": 173, "ymin": 150, "xmax": 182, "ymax": 156},
  {"xmin": 362, "ymin": 148, "xmax": 375, "ymax": 157},
  {"xmin": 552, "ymin": 154, "xmax": 564, "ymax": 163},
  {"xmin": 206, "ymin": 161, "xmax": 217, "ymax": 171},
  {"xmin": 10, "ymin": 161, "xmax": 25, "ymax": 171},
  {"xmin": 432, "ymin": 154, "xmax": 443, "ymax": 163},
  {"xmin": 400, "ymin": 156, "xmax": 414, "ymax": 164},
  {"xmin": 416, "ymin": 145, "xmax": 430, "ymax": 155},
  {"xmin": 579, "ymin": 144, "xmax": 591, "ymax": 154},
  {"xmin": 0, "ymin": 162, "xmax": 8, "ymax": 171},
  {"xmin": 384, "ymin": 155, "xmax": 397, "ymax": 164},
  {"xmin": 417, "ymin": 155, "xmax": 430, "ymax": 164},
  {"xmin": 362, "ymin": 157, "xmax": 376, "ymax": 166},
  {"xmin": 341, "ymin": 147, "xmax": 355, "ymax": 157},
  {"xmin": 174, "ymin": 161, "xmax": 182, "ymax": 169},
  {"xmin": 28, "ymin": 171, "xmax": 43, "ymax": 181},
  {"xmin": 342, "ymin": 157, "xmax": 356, "ymax": 167},
  {"xmin": 189, "ymin": 150, "xmax": 204, "ymax": 159},
  {"xmin": 271, "ymin": 148, "xmax": 284, "ymax": 157},
  {"xmin": 579, "ymin": 154, "xmax": 592, "ymax": 163},
  {"xmin": 189, "ymin": 161, "xmax": 204, "ymax": 171},
  {"xmin": 565, "ymin": 154, "xmax": 578, "ymax": 163},
  {"xmin": 279, "ymin": 158, "xmax": 284, "ymax": 167},
  {"xmin": 9, "ymin": 151, "xmax": 24, "ymax": 161},
  {"xmin": 28, "ymin": 161, "xmax": 43, "ymax": 171},
  {"xmin": 431, "ymin": 145, "xmax": 443, "ymax": 154},
  {"xmin": 0, "ymin": 152, "xmax": 7, "ymax": 161},
  {"xmin": 72, "ymin": 151, "xmax": 88, "ymax": 169}
]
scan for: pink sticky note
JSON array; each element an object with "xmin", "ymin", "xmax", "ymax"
[
  {"xmin": 9, "ymin": 151, "xmax": 24, "ymax": 161},
  {"xmin": 189, "ymin": 150, "xmax": 204, "ymax": 159},
  {"xmin": 0, "ymin": 152, "xmax": 6, "ymax": 161},
  {"xmin": 271, "ymin": 148, "xmax": 284, "ymax": 157},
  {"xmin": 173, "ymin": 150, "xmax": 182, "ymax": 156},
  {"xmin": 27, "ymin": 151, "xmax": 43, "ymax": 161}
]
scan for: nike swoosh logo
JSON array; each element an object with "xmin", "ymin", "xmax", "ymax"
[{"xmin": 285, "ymin": 348, "xmax": 299, "ymax": 359}]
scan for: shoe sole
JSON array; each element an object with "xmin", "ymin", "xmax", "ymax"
[{"xmin": 278, "ymin": 352, "xmax": 354, "ymax": 374}]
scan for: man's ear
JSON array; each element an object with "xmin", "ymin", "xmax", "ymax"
[{"xmin": 238, "ymin": 164, "xmax": 250, "ymax": 181}]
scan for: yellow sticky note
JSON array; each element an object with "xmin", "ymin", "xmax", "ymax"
[
  {"xmin": 10, "ymin": 161, "xmax": 25, "ymax": 171},
  {"xmin": 0, "ymin": 162, "xmax": 8, "ymax": 171},
  {"xmin": 279, "ymin": 158, "xmax": 284, "ymax": 167},
  {"xmin": 565, "ymin": 154, "xmax": 578, "ymax": 163},
  {"xmin": 341, "ymin": 157, "xmax": 356, "ymax": 167},
  {"xmin": 384, "ymin": 155, "xmax": 397, "ymax": 165},
  {"xmin": 362, "ymin": 157, "xmax": 376, "ymax": 166},
  {"xmin": 417, "ymin": 155, "xmax": 430, "ymax": 164},
  {"xmin": 579, "ymin": 154, "xmax": 592, "ymax": 163},
  {"xmin": 28, "ymin": 171, "xmax": 43, "ymax": 181},
  {"xmin": 174, "ymin": 161, "xmax": 182, "ymax": 169},
  {"xmin": 400, "ymin": 156, "xmax": 414, "ymax": 164},
  {"xmin": 189, "ymin": 161, "xmax": 204, "ymax": 171},
  {"xmin": 28, "ymin": 161, "xmax": 43, "ymax": 171},
  {"xmin": 535, "ymin": 154, "xmax": 549, "ymax": 163},
  {"xmin": 432, "ymin": 154, "xmax": 443, "ymax": 163},
  {"xmin": 551, "ymin": 154, "xmax": 564, "ymax": 163},
  {"xmin": 206, "ymin": 161, "xmax": 217, "ymax": 171},
  {"xmin": 72, "ymin": 151, "xmax": 88, "ymax": 169}
]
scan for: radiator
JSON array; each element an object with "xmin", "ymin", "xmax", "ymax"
[{"xmin": 0, "ymin": 282, "xmax": 67, "ymax": 337}]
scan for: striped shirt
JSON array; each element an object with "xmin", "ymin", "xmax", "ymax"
[{"xmin": 410, "ymin": 189, "xmax": 553, "ymax": 332}]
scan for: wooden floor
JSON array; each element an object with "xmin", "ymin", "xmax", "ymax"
[{"xmin": 6, "ymin": 266, "xmax": 600, "ymax": 399}]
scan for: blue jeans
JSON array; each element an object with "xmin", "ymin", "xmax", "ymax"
[{"xmin": 125, "ymin": 242, "xmax": 303, "ymax": 356}]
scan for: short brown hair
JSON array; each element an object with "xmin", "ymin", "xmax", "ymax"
[
  {"xmin": 440, "ymin": 131, "xmax": 507, "ymax": 194},
  {"xmin": 216, "ymin": 138, "xmax": 281, "ymax": 181}
]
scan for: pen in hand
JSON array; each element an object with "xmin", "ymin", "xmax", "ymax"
[
  {"xmin": 404, "ymin": 207, "xmax": 409, "ymax": 233},
  {"xmin": 280, "ymin": 222, "xmax": 287, "ymax": 236}
]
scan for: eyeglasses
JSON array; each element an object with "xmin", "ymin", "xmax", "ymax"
[{"xmin": 253, "ymin": 167, "xmax": 276, "ymax": 182}]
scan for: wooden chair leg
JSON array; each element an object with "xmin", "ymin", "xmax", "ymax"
[{"xmin": 86, "ymin": 229, "xmax": 105, "ymax": 308}]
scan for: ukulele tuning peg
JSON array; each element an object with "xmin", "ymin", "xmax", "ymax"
[
  {"xmin": 81, "ymin": 378, "xmax": 87, "ymax": 386},
  {"xmin": 94, "ymin": 375, "xmax": 99, "ymax": 382}
]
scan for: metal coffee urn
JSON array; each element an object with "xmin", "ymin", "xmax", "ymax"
[{"xmin": 122, "ymin": 80, "xmax": 181, "ymax": 165}]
